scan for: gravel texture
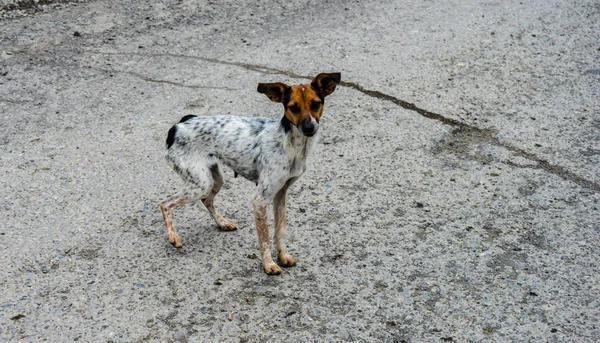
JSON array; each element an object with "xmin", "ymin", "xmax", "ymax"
[{"xmin": 1, "ymin": 0, "xmax": 599, "ymax": 342}]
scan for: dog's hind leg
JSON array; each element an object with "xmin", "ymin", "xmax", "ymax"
[
  {"xmin": 159, "ymin": 195, "xmax": 187, "ymax": 248},
  {"xmin": 160, "ymin": 163, "xmax": 214, "ymax": 248},
  {"xmin": 202, "ymin": 164, "xmax": 237, "ymax": 231}
]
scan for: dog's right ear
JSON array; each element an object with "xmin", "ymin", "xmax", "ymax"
[{"xmin": 257, "ymin": 82, "xmax": 290, "ymax": 103}]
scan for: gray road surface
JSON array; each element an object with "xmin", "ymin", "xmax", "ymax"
[{"xmin": 1, "ymin": 0, "xmax": 599, "ymax": 342}]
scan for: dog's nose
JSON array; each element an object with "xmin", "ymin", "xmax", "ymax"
[{"xmin": 299, "ymin": 118, "xmax": 318, "ymax": 137}]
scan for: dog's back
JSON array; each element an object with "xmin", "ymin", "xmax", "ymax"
[{"xmin": 166, "ymin": 115, "xmax": 284, "ymax": 183}]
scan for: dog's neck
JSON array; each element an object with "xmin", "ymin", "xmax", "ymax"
[
  {"xmin": 279, "ymin": 117, "xmax": 317, "ymax": 162},
  {"xmin": 280, "ymin": 115, "xmax": 293, "ymax": 133}
]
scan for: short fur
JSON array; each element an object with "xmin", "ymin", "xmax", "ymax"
[{"xmin": 159, "ymin": 72, "xmax": 340, "ymax": 275}]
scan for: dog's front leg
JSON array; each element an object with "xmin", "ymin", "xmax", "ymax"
[
  {"xmin": 274, "ymin": 180, "xmax": 297, "ymax": 268},
  {"xmin": 252, "ymin": 196, "xmax": 281, "ymax": 275}
]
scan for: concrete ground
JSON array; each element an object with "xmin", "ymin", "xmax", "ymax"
[{"xmin": 1, "ymin": 0, "xmax": 599, "ymax": 342}]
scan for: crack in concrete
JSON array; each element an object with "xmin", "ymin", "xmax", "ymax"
[
  {"xmin": 93, "ymin": 67, "xmax": 239, "ymax": 91},
  {"xmin": 95, "ymin": 51, "xmax": 311, "ymax": 78},
  {"xmin": 340, "ymin": 80, "xmax": 470, "ymax": 129},
  {"xmin": 501, "ymin": 146, "xmax": 600, "ymax": 192},
  {"xmin": 92, "ymin": 51, "xmax": 600, "ymax": 192}
]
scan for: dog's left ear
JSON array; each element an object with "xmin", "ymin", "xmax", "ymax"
[
  {"xmin": 311, "ymin": 72, "xmax": 341, "ymax": 97},
  {"xmin": 257, "ymin": 82, "xmax": 290, "ymax": 103}
]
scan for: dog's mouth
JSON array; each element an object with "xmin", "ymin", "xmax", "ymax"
[
  {"xmin": 297, "ymin": 117, "xmax": 319, "ymax": 137},
  {"xmin": 301, "ymin": 130, "xmax": 317, "ymax": 137}
]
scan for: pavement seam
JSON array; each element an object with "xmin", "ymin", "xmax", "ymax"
[{"xmin": 93, "ymin": 51, "xmax": 600, "ymax": 193}]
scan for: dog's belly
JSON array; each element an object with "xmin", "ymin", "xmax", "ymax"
[
  {"xmin": 227, "ymin": 162, "xmax": 259, "ymax": 182},
  {"xmin": 210, "ymin": 145, "xmax": 259, "ymax": 183}
]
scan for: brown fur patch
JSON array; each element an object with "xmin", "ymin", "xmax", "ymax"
[
  {"xmin": 273, "ymin": 184, "xmax": 296, "ymax": 268},
  {"xmin": 160, "ymin": 199, "xmax": 184, "ymax": 248},
  {"xmin": 257, "ymin": 73, "xmax": 340, "ymax": 128},
  {"xmin": 253, "ymin": 198, "xmax": 281, "ymax": 274},
  {"xmin": 278, "ymin": 254, "xmax": 296, "ymax": 267},
  {"xmin": 284, "ymin": 83, "xmax": 323, "ymax": 125}
]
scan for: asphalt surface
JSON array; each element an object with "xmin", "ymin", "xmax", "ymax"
[{"xmin": 1, "ymin": 0, "xmax": 599, "ymax": 342}]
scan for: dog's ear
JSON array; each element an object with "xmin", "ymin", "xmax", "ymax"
[
  {"xmin": 311, "ymin": 72, "xmax": 341, "ymax": 97},
  {"xmin": 257, "ymin": 82, "xmax": 290, "ymax": 103}
]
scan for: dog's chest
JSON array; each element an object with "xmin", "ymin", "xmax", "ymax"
[{"xmin": 285, "ymin": 136, "xmax": 313, "ymax": 177}]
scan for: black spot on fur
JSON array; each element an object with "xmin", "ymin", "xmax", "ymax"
[
  {"xmin": 311, "ymin": 87, "xmax": 324, "ymax": 102},
  {"xmin": 179, "ymin": 115, "xmax": 197, "ymax": 123},
  {"xmin": 288, "ymin": 104, "xmax": 300, "ymax": 113},
  {"xmin": 283, "ymin": 89, "xmax": 291, "ymax": 106},
  {"xmin": 250, "ymin": 120, "xmax": 265, "ymax": 135},
  {"xmin": 280, "ymin": 115, "xmax": 292, "ymax": 133},
  {"xmin": 172, "ymin": 163, "xmax": 186, "ymax": 179},
  {"xmin": 166, "ymin": 125, "xmax": 177, "ymax": 148},
  {"xmin": 310, "ymin": 100, "xmax": 321, "ymax": 111}
]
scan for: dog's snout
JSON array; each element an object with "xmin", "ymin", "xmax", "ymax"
[
  {"xmin": 299, "ymin": 118, "xmax": 318, "ymax": 137},
  {"xmin": 302, "ymin": 120, "xmax": 314, "ymax": 132}
]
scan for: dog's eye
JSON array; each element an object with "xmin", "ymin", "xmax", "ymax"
[
  {"xmin": 310, "ymin": 101, "xmax": 321, "ymax": 111},
  {"xmin": 289, "ymin": 104, "xmax": 300, "ymax": 113}
]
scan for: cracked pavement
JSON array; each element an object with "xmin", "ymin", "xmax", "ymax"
[{"xmin": 1, "ymin": 0, "xmax": 599, "ymax": 342}]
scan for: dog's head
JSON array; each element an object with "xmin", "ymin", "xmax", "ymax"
[{"xmin": 257, "ymin": 72, "xmax": 341, "ymax": 137}]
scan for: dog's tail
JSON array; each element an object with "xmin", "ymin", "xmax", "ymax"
[{"xmin": 166, "ymin": 115, "xmax": 198, "ymax": 149}]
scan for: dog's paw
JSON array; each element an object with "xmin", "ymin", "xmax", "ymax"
[
  {"xmin": 263, "ymin": 263, "xmax": 282, "ymax": 275},
  {"xmin": 278, "ymin": 254, "xmax": 296, "ymax": 268},
  {"xmin": 218, "ymin": 221, "xmax": 237, "ymax": 231},
  {"xmin": 167, "ymin": 233, "xmax": 182, "ymax": 248},
  {"xmin": 217, "ymin": 216, "xmax": 237, "ymax": 231}
]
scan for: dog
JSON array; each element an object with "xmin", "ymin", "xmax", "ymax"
[{"xmin": 159, "ymin": 72, "xmax": 341, "ymax": 275}]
